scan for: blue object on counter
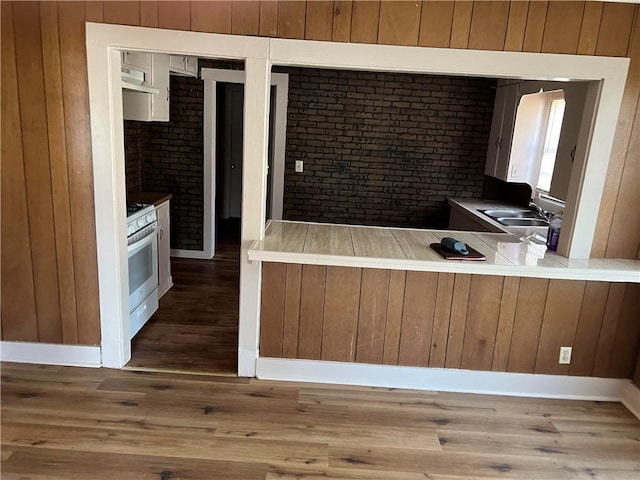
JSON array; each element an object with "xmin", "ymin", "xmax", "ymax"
[{"xmin": 440, "ymin": 237, "xmax": 469, "ymax": 256}]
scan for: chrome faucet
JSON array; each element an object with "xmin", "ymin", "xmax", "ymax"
[{"xmin": 529, "ymin": 201, "xmax": 550, "ymax": 221}]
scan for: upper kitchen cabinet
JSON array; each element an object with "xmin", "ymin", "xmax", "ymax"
[
  {"xmin": 169, "ymin": 55, "xmax": 198, "ymax": 77},
  {"xmin": 484, "ymin": 82, "xmax": 519, "ymax": 180},
  {"xmin": 123, "ymin": 53, "xmax": 170, "ymax": 122}
]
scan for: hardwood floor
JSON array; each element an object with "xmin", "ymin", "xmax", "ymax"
[
  {"xmin": 1, "ymin": 362, "xmax": 639, "ymax": 479},
  {"xmin": 127, "ymin": 238, "xmax": 240, "ymax": 375}
]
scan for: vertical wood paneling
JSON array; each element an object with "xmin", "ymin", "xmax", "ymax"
[
  {"xmin": 140, "ymin": 1, "xmax": 158, "ymax": 28},
  {"xmin": 607, "ymin": 283, "xmax": 640, "ymax": 378},
  {"xmin": 259, "ymin": 263, "xmax": 286, "ymax": 357},
  {"xmin": 84, "ymin": 1, "xmax": 104, "ymax": 22},
  {"xmin": 356, "ymin": 269, "xmax": 390, "ymax": 364},
  {"xmin": 570, "ymin": 282, "xmax": 609, "ymax": 377},
  {"xmin": 231, "ymin": 0, "xmax": 259, "ymax": 36},
  {"xmin": 190, "ymin": 1, "xmax": 229, "ymax": 34},
  {"xmin": 0, "ymin": 1, "xmax": 39, "ymax": 341},
  {"xmin": 429, "ymin": 273, "xmax": 454, "ymax": 368},
  {"xmin": 382, "ymin": 270, "xmax": 405, "ymax": 365},
  {"xmin": 445, "ymin": 274, "xmax": 471, "ymax": 369},
  {"xmin": 503, "ymin": 1, "xmax": 528, "ymax": 52},
  {"xmin": 592, "ymin": 283, "xmax": 626, "ymax": 377},
  {"xmin": 350, "ymin": 0, "xmax": 380, "ymax": 44},
  {"xmin": 594, "ymin": 3, "xmax": 635, "ymax": 57},
  {"xmin": 577, "ymin": 1, "xmax": 602, "ymax": 55},
  {"xmin": 449, "ymin": 0, "xmax": 473, "ymax": 49},
  {"xmin": 535, "ymin": 280, "xmax": 586, "ymax": 375},
  {"xmin": 305, "ymin": 1, "xmax": 333, "ymax": 41},
  {"xmin": 298, "ymin": 265, "xmax": 326, "ymax": 360},
  {"xmin": 332, "ymin": 0, "xmax": 352, "ymax": 43},
  {"xmin": 605, "ymin": 97, "xmax": 640, "ymax": 258},
  {"xmin": 58, "ymin": 1, "xmax": 101, "ymax": 344},
  {"xmin": 491, "ymin": 276, "xmax": 520, "ymax": 372},
  {"xmin": 158, "ymin": 0, "xmax": 190, "ymax": 31},
  {"xmin": 14, "ymin": 1, "xmax": 62, "ymax": 344},
  {"xmin": 259, "ymin": 0, "xmax": 278, "ymax": 37},
  {"xmin": 277, "ymin": 0, "xmax": 306, "ymax": 39},
  {"xmin": 418, "ymin": 1, "xmax": 454, "ymax": 48},
  {"xmin": 40, "ymin": 1, "xmax": 78, "ymax": 344},
  {"xmin": 467, "ymin": 1, "xmax": 510, "ymax": 51},
  {"xmin": 461, "ymin": 275, "xmax": 504, "ymax": 371},
  {"xmin": 282, "ymin": 264, "xmax": 302, "ymax": 358},
  {"xmin": 507, "ymin": 278, "xmax": 548, "ymax": 373},
  {"xmin": 322, "ymin": 267, "xmax": 361, "ymax": 362},
  {"xmin": 103, "ymin": 1, "xmax": 140, "ymax": 26},
  {"xmin": 592, "ymin": 7, "xmax": 639, "ymax": 257},
  {"xmin": 522, "ymin": 0, "xmax": 547, "ymax": 53},
  {"xmin": 378, "ymin": 0, "xmax": 421, "ymax": 46},
  {"xmin": 398, "ymin": 272, "xmax": 438, "ymax": 367},
  {"xmin": 540, "ymin": 1, "xmax": 583, "ymax": 54}
]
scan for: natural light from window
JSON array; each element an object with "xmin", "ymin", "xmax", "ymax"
[{"xmin": 537, "ymin": 96, "xmax": 566, "ymax": 192}]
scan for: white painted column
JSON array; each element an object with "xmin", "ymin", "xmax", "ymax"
[{"xmin": 237, "ymin": 57, "xmax": 271, "ymax": 376}]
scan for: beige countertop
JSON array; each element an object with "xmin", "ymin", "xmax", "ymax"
[{"xmin": 248, "ymin": 220, "xmax": 640, "ymax": 283}]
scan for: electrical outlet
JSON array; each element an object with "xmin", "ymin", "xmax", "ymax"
[
  {"xmin": 295, "ymin": 160, "xmax": 304, "ymax": 173},
  {"xmin": 559, "ymin": 346, "xmax": 572, "ymax": 364}
]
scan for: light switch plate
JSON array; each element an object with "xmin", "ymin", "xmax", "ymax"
[{"xmin": 295, "ymin": 160, "xmax": 304, "ymax": 173}]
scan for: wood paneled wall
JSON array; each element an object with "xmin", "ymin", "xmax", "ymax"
[
  {"xmin": 1, "ymin": 1, "xmax": 638, "ymax": 347},
  {"xmin": 260, "ymin": 263, "xmax": 640, "ymax": 378}
]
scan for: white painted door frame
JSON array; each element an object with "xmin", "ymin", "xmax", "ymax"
[
  {"xmin": 195, "ymin": 68, "xmax": 288, "ymax": 260},
  {"xmin": 86, "ymin": 23, "xmax": 627, "ymax": 376}
]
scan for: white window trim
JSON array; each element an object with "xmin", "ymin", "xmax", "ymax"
[{"xmin": 86, "ymin": 24, "xmax": 629, "ymax": 374}]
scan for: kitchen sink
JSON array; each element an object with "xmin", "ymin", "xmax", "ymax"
[
  {"xmin": 480, "ymin": 209, "xmax": 538, "ymax": 219},
  {"xmin": 497, "ymin": 218, "xmax": 550, "ymax": 227},
  {"xmin": 478, "ymin": 208, "xmax": 549, "ymax": 227}
]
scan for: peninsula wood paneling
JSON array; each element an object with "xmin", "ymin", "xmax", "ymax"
[
  {"xmin": 261, "ymin": 263, "xmax": 640, "ymax": 378},
  {"xmin": 2, "ymin": 1, "xmax": 639, "ymax": 368}
]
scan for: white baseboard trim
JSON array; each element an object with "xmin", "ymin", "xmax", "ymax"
[
  {"xmin": 256, "ymin": 357, "xmax": 628, "ymax": 402},
  {"xmin": 170, "ymin": 249, "xmax": 213, "ymax": 260},
  {"xmin": 237, "ymin": 348, "xmax": 257, "ymax": 377},
  {"xmin": 0, "ymin": 342, "xmax": 102, "ymax": 368},
  {"xmin": 620, "ymin": 380, "xmax": 640, "ymax": 419}
]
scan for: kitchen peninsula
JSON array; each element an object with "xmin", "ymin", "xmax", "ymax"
[{"xmin": 249, "ymin": 220, "xmax": 639, "ymax": 384}]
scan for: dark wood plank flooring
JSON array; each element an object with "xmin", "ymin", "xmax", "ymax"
[
  {"xmin": 127, "ymin": 239, "xmax": 240, "ymax": 375},
  {"xmin": 1, "ymin": 362, "xmax": 639, "ymax": 479}
]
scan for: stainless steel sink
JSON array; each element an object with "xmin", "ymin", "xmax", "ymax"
[
  {"xmin": 497, "ymin": 218, "xmax": 549, "ymax": 227},
  {"xmin": 481, "ymin": 209, "xmax": 538, "ymax": 219}
]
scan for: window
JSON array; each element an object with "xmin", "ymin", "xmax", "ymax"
[{"xmin": 536, "ymin": 95, "xmax": 566, "ymax": 192}]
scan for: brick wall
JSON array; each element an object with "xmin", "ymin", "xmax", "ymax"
[
  {"xmin": 142, "ymin": 75, "xmax": 205, "ymax": 251},
  {"xmin": 278, "ymin": 67, "xmax": 496, "ymax": 228},
  {"xmin": 124, "ymin": 120, "xmax": 143, "ymax": 192}
]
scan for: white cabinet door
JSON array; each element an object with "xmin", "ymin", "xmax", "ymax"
[
  {"xmin": 485, "ymin": 82, "xmax": 519, "ymax": 180},
  {"xmin": 156, "ymin": 200, "xmax": 173, "ymax": 298},
  {"xmin": 169, "ymin": 55, "xmax": 198, "ymax": 77},
  {"xmin": 122, "ymin": 53, "xmax": 170, "ymax": 122}
]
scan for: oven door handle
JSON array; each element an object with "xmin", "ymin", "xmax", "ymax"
[{"xmin": 127, "ymin": 225, "xmax": 159, "ymax": 253}]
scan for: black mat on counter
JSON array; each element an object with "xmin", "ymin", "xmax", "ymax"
[{"xmin": 430, "ymin": 243, "xmax": 486, "ymax": 261}]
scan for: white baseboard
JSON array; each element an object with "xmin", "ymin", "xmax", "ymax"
[
  {"xmin": 170, "ymin": 249, "xmax": 213, "ymax": 260},
  {"xmin": 256, "ymin": 357, "xmax": 628, "ymax": 402},
  {"xmin": 237, "ymin": 348, "xmax": 257, "ymax": 377},
  {"xmin": 620, "ymin": 380, "xmax": 640, "ymax": 419},
  {"xmin": 0, "ymin": 342, "xmax": 102, "ymax": 368}
]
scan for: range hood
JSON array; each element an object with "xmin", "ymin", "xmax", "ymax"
[{"xmin": 121, "ymin": 68, "xmax": 159, "ymax": 95}]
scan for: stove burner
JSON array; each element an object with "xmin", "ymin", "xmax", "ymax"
[{"xmin": 127, "ymin": 202, "xmax": 147, "ymax": 216}]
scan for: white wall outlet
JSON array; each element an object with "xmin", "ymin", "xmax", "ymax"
[
  {"xmin": 559, "ymin": 346, "xmax": 572, "ymax": 364},
  {"xmin": 295, "ymin": 160, "xmax": 304, "ymax": 173}
]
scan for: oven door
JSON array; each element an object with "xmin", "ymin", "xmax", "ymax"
[{"xmin": 128, "ymin": 226, "xmax": 159, "ymax": 314}]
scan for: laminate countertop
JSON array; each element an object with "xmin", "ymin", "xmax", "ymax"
[{"xmin": 248, "ymin": 220, "xmax": 640, "ymax": 283}]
